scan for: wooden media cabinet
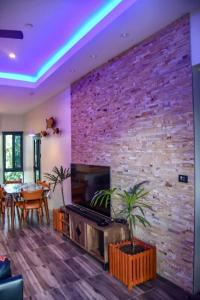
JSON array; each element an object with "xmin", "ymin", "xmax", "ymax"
[{"xmin": 60, "ymin": 206, "xmax": 128, "ymax": 268}]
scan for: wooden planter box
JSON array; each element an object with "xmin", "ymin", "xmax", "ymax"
[
  {"xmin": 53, "ymin": 208, "xmax": 64, "ymax": 232},
  {"xmin": 109, "ymin": 238, "xmax": 156, "ymax": 289}
]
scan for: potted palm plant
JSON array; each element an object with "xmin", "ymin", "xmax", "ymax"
[
  {"xmin": 44, "ymin": 166, "xmax": 71, "ymax": 208},
  {"xmin": 91, "ymin": 181, "xmax": 156, "ymax": 289},
  {"xmin": 44, "ymin": 166, "xmax": 71, "ymax": 231}
]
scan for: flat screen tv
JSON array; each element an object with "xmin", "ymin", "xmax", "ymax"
[{"xmin": 71, "ymin": 163, "xmax": 111, "ymax": 217}]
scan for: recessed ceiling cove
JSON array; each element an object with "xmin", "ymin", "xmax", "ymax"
[{"xmin": 0, "ymin": 0, "xmax": 134, "ymax": 87}]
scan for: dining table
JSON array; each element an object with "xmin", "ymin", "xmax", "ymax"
[{"xmin": 3, "ymin": 183, "xmax": 50, "ymax": 229}]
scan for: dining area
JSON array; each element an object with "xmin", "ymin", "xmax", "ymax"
[{"xmin": 0, "ymin": 180, "xmax": 50, "ymax": 230}]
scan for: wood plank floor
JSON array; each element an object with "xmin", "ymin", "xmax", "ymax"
[{"xmin": 0, "ymin": 218, "xmax": 196, "ymax": 300}]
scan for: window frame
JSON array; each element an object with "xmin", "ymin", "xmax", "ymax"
[
  {"xmin": 33, "ymin": 135, "xmax": 41, "ymax": 183},
  {"xmin": 2, "ymin": 131, "xmax": 24, "ymax": 182}
]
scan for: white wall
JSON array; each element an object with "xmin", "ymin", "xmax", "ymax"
[
  {"xmin": 191, "ymin": 10, "xmax": 200, "ymax": 66},
  {"xmin": 24, "ymin": 88, "xmax": 71, "ymax": 209},
  {"xmin": 0, "ymin": 114, "xmax": 24, "ymax": 183}
]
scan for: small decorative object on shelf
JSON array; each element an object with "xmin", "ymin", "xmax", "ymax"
[
  {"xmin": 40, "ymin": 117, "xmax": 61, "ymax": 137},
  {"xmin": 40, "ymin": 130, "xmax": 49, "ymax": 137},
  {"xmin": 46, "ymin": 117, "xmax": 56, "ymax": 129},
  {"xmin": 53, "ymin": 127, "xmax": 60, "ymax": 134}
]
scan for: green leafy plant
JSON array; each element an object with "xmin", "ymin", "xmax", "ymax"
[
  {"xmin": 44, "ymin": 166, "xmax": 71, "ymax": 208},
  {"xmin": 91, "ymin": 181, "xmax": 152, "ymax": 250}
]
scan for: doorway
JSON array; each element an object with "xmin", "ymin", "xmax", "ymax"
[{"xmin": 33, "ymin": 135, "xmax": 41, "ymax": 183}]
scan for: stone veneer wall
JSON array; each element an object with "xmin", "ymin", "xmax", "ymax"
[{"xmin": 71, "ymin": 15, "xmax": 194, "ymax": 292}]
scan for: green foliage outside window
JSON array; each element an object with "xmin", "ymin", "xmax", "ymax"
[
  {"xmin": 4, "ymin": 172, "xmax": 23, "ymax": 181},
  {"xmin": 3, "ymin": 132, "xmax": 23, "ymax": 182}
]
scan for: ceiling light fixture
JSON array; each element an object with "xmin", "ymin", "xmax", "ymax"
[
  {"xmin": 120, "ymin": 32, "xmax": 129, "ymax": 38},
  {"xmin": 90, "ymin": 54, "xmax": 97, "ymax": 59},
  {"xmin": 8, "ymin": 52, "xmax": 16, "ymax": 59},
  {"xmin": 28, "ymin": 132, "xmax": 36, "ymax": 137},
  {"xmin": 28, "ymin": 129, "xmax": 36, "ymax": 137},
  {"xmin": 25, "ymin": 23, "xmax": 33, "ymax": 29},
  {"xmin": 69, "ymin": 68, "xmax": 76, "ymax": 73}
]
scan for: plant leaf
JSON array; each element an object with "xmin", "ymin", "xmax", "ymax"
[{"xmin": 135, "ymin": 214, "xmax": 151, "ymax": 227}]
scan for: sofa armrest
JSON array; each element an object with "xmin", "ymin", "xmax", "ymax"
[
  {"xmin": 0, "ymin": 259, "xmax": 11, "ymax": 280},
  {"xmin": 0, "ymin": 275, "xmax": 23, "ymax": 300}
]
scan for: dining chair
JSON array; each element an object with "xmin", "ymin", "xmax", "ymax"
[
  {"xmin": 5, "ymin": 180, "xmax": 22, "ymax": 184},
  {"xmin": 0, "ymin": 187, "xmax": 15, "ymax": 226},
  {"xmin": 36, "ymin": 180, "xmax": 50, "ymax": 188},
  {"xmin": 36, "ymin": 181, "xmax": 50, "ymax": 224},
  {"xmin": 4, "ymin": 181, "xmax": 22, "ymax": 224},
  {"xmin": 0, "ymin": 187, "xmax": 6, "ymax": 220},
  {"xmin": 18, "ymin": 189, "xmax": 44, "ymax": 224}
]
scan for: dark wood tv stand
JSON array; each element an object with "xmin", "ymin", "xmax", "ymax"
[{"xmin": 61, "ymin": 205, "xmax": 128, "ymax": 268}]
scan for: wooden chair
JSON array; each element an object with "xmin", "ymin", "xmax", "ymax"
[
  {"xmin": 36, "ymin": 181, "xmax": 50, "ymax": 224},
  {"xmin": 36, "ymin": 180, "xmax": 50, "ymax": 189},
  {"xmin": 18, "ymin": 189, "xmax": 44, "ymax": 224},
  {"xmin": 5, "ymin": 180, "xmax": 22, "ymax": 222},
  {"xmin": 0, "ymin": 187, "xmax": 6, "ymax": 220},
  {"xmin": 0, "ymin": 187, "xmax": 14, "ymax": 225},
  {"xmin": 5, "ymin": 179, "xmax": 22, "ymax": 184}
]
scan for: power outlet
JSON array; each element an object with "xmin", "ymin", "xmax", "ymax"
[{"xmin": 178, "ymin": 175, "xmax": 188, "ymax": 183}]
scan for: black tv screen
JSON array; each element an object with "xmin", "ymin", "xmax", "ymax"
[{"xmin": 71, "ymin": 163, "xmax": 111, "ymax": 217}]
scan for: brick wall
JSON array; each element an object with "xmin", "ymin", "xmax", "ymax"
[{"xmin": 71, "ymin": 15, "xmax": 194, "ymax": 292}]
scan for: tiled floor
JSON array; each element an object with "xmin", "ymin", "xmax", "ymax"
[{"xmin": 0, "ymin": 218, "xmax": 197, "ymax": 300}]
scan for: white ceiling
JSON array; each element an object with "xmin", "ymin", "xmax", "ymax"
[
  {"xmin": 0, "ymin": 0, "xmax": 199, "ymax": 115},
  {"xmin": 0, "ymin": 0, "xmax": 111, "ymax": 75}
]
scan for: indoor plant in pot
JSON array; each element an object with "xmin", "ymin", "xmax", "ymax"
[
  {"xmin": 91, "ymin": 181, "xmax": 156, "ymax": 289},
  {"xmin": 44, "ymin": 166, "xmax": 71, "ymax": 231}
]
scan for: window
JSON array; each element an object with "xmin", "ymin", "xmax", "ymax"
[
  {"xmin": 33, "ymin": 136, "xmax": 41, "ymax": 182},
  {"xmin": 2, "ymin": 132, "xmax": 23, "ymax": 182}
]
